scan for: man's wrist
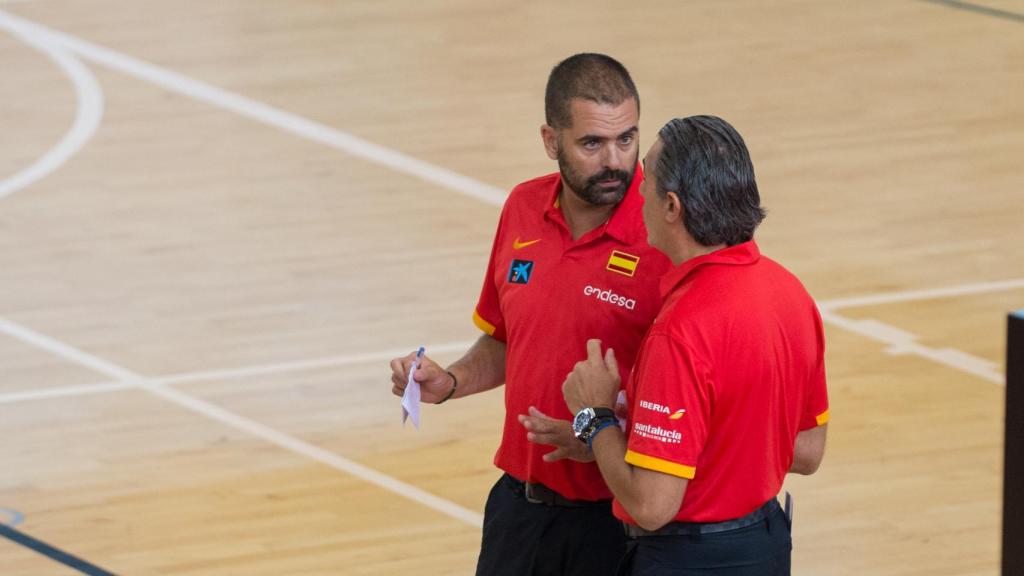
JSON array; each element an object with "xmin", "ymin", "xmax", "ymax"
[
  {"xmin": 586, "ymin": 417, "xmax": 619, "ymax": 449},
  {"xmin": 435, "ymin": 370, "xmax": 458, "ymax": 404},
  {"xmin": 573, "ymin": 407, "xmax": 618, "ymax": 445}
]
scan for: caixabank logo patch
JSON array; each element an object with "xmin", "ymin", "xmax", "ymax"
[{"xmin": 508, "ymin": 259, "xmax": 534, "ymax": 284}]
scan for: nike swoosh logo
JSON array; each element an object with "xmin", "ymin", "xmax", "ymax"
[{"xmin": 513, "ymin": 238, "xmax": 541, "ymax": 250}]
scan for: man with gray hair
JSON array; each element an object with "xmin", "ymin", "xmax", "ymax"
[{"xmin": 563, "ymin": 115, "xmax": 829, "ymax": 575}]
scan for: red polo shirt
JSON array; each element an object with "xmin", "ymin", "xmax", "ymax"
[
  {"xmin": 474, "ymin": 167, "xmax": 671, "ymax": 501},
  {"xmin": 614, "ymin": 241, "xmax": 829, "ymax": 523}
]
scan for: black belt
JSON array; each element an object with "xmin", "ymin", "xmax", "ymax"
[
  {"xmin": 623, "ymin": 499, "xmax": 777, "ymax": 538},
  {"xmin": 504, "ymin": 474, "xmax": 610, "ymax": 508}
]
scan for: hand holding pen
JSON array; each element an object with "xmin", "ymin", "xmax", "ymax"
[{"xmin": 389, "ymin": 347, "xmax": 458, "ymax": 405}]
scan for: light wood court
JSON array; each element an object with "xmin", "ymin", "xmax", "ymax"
[{"xmin": 1, "ymin": 1, "xmax": 1021, "ymax": 574}]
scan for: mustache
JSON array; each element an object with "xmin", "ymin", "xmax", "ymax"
[{"xmin": 588, "ymin": 169, "xmax": 631, "ymax": 186}]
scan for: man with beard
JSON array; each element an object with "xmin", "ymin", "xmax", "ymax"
[{"xmin": 389, "ymin": 53, "xmax": 670, "ymax": 576}]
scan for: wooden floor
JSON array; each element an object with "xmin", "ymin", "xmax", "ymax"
[{"xmin": 1, "ymin": 1, "xmax": 1022, "ymax": 574}]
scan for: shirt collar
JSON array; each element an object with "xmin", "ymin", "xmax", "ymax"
[
  {"xmin": 543, "ymin": 163, "xmax": 645, "ymax": 245},
  {"xmin": 659, "ymin": 240, "xmax": 761, "ymax": 298}
]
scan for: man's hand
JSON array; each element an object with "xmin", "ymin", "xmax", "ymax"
[
  {"xmin": 389, "ymin": 351, "xmax": 456, "ymax": 404},
  {"xmin": 519, "ymin": 406, "xmax": 595, "ymax": 463},
  {"xmin": 562, "ymin": 339, "xmax": 621, "ymax": 414}
]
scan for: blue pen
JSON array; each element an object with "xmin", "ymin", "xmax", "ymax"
[{"xmin": 408, "ymin": 346, "xmax": 425, "ymax": 384}]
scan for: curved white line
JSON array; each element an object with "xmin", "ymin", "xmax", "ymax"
[
  {"xmin": 0, "ymin": 13, "xmax": 103, "ymax": 200},
  {"xmin": 0, "ymin": 9, "xmax": 507, "ymax": 207}
]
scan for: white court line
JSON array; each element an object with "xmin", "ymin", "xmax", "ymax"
[
  {"xmin": 0, "ymin": 340, "xmax": 476, "ymax": 404},
  {"xmin": 0, "ymin": 6, "xmax": 1014, "ymax": 527},
  {"xmin": 820, "ymin": 278, "xmax": 1024, "ymax": 311},
  {"xmin": 0, "ymin": 9, "xmax": 507, "ymax": 208},
  {"xmin": 0, "ymin": 317, "xmax": 483, "ymax": 527},
  {"xmin": 819, "ymin": 309, "xmax": 1003, "ymax": 385},
  {"xmin": 816, "ymin": 278, "xmax": 1023, "ymax": 385},
  {"xmin": 0, "ymin": 318, "xmax": 136, "ymax": 381},
  {"xmin": 155, "ymin": 340, "xmax": 475, "ymax": 386},
  {"xmin": 0, "ymin": 10, "xmax": 491, "ymax": 528},
  {"xmin": 2, "ymin": 9, "xmax": 485, "ymax": 527},
  {"xmin": 4, "ymin": 274, "xmax": 1019, "ymax": 405},
  {"xmin": 146, "ymin": 383, "xmax": 484, "ymax": 527},
  {"xmin": 0, "ymin": 381, "xmax": 134, "ymax": 404},
  {"xmin": 0, "ymin": 12, "xmax": 104, "ymax": 199}
]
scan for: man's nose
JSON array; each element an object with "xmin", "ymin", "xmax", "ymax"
[{"xmin": 601, "ymin": 143, "xmax": 624, "ymax": 171}]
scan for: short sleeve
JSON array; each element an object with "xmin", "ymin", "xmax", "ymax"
[
  {"xmin": 799, "ymin": 306, "xmax": 829, "ymax": 429},
  {"xmin": 624, "ymin": 333, "xmax": 712, "ymax": 479},
  {"xmin": 473, "ymin": 204, "xmax": 508, "ymax": 342}
]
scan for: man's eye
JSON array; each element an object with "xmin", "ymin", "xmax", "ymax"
[
  {"xmin": 620, "ymin": 134, "xmax": 634, "ymax": 145},
  {"xmin": 583, "ymin": 140, "xmax": 600, "ymax": 149}
]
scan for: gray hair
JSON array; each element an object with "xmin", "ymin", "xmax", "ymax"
[{"xmin": 654, "ymin": 116, "xmax": 766, "ymax": 246}]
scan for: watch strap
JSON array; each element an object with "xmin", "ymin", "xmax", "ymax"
[{"xmin": 586, "ymin": 416, "xmax": 619, "ymax": 448}]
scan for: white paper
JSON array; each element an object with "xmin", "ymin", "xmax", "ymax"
[{"xmin": 401, "ymin": 358, "xmax": 421, "ymax": 428}]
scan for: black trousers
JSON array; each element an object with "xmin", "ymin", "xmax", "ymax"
[
  {"xmin": 475, "ymin": 473, "xmax": 627, "ymax": 576},
  {"xmin": 618, "ymin": 499, "xmax": 792, "ymax": 576}
]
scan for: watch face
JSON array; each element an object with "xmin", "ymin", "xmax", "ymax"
[{"xmin": 572, "ymin": 408, "xmax": 596, "ymax": 437}]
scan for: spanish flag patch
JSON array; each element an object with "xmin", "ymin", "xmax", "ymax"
[{"xmin": 606, "ymin": 250, "xmax": 640, "ymax": 277}]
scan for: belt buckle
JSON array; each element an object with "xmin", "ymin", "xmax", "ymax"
[{"xmin": 524, "ymin": 483, "xmax": 544, "ymax": 504}]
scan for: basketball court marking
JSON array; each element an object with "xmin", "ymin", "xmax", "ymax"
[
  {"xmin": 0, "ymin": 5, "xmax": 1014, "ymax": 540},
  {"xmin": 820, "ymin": 278, "xmax": 1024, "ymax": 310},
  {"xmin": 817, "ymin": 278, "xmax": 1024, "ymax": 385},
  {"xmin": 0, "ymin": 12, "xmax": 103, "ymax": 199},
  {"xmin": 0, "ymin": 317, "xmax": 484, "ymax": 528},
  {"xmin": 0, "ymin": 340, "xmax": 478, "ymax": 405},
  {"xmin": 2, "ymin": 274, "xmax": 1016, "ymax": 408},
  {"xmin": 0, "ymin": 9, "xmax": 507, "ymax": 207},
  {"xmin": 0, "ymin": 381, "xmax": 135, "ymax": 405},
  {"xmin": 0, "ymin": 524, "xmax": 116, "ymax": 576},
  {"xmin": 819, "ymin": 310, "xmax": 1003, "ymax": 384},
  {"xmin": 919, "ymin": 0, "xmax": 1024, "ymax": 23},
  {"xmin": 153, "ymin": 340, "xmax": 477, "ymax": 386},
  {"xmin": 2, "ymin": 8, "xmax": 1016, "ymax": 390}
]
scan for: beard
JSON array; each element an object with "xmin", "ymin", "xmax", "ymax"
[{"xmin": 556, "ymin": 147, "xmax": 636, "ymax": 206}]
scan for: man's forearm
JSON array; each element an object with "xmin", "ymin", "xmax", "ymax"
[
  {"xmin": 790, "ymin": 423, "xmax": 827, "ymax": 475},
  {"xmin": 591, "ymin": 427, "xmax": 641, "ymax": 508},
  {"xmin": 590, "ymin": 427, "xmax": 686, "ymax": 531},
  {"xmin": 445, "ymin": 334, "xmax": 507, "ymax": 399}
]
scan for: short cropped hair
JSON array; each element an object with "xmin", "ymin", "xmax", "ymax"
[
  {"xmin": 654, "ymin": 116, "xmax": 766, "ymax": 246},
  {"xmin": 545, "ymin": 53, "xmax": 639, "ymax": 129}
]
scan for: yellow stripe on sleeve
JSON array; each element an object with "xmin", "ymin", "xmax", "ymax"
[
  {"xmin": 472, "ymin": 310, "xmax": 496, "ymax": 336},
  {"xmin": 815, "ymin": 409, "xmax": 830, "ymax": 426},
  {"xmin": 625, "ymin": 450, "xmax": 696, "ymax": 479}
]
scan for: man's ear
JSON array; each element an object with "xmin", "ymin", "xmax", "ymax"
[
  {"xmin": 664, "ymin": 191, "xmax": 684, "ymax": 224},
  {"xmin": 541, "ymin": 125, "xmax": 559, "ymax": 161}
]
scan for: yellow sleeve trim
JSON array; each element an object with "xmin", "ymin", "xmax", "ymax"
[
  {"xmin": 815, "ymin": 409, "xmax": 830, "ymax": 426},
  {"xmin": 625, "ymin": 450, "xmax": 696, "ymax": 479},
  {"xmin": 472, "ymin": 310, "xmax": 496, "ymax": 336}
]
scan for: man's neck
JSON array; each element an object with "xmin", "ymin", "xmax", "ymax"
[
  {"xmin": 664, "ymin": 237, "xmax": 727, "ymax": 266},
  {"xmin": 559, "ymin": 187, "xmax": 617, "ymax": 241}
]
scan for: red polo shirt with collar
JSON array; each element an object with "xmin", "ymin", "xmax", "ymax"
[
  {"xmin": 614, "ymin": 240, "xmax": 829, "ymax": 523},
  {"xmin": 474, "ymin": 167, "xmax": 671, "ymax": 501}
]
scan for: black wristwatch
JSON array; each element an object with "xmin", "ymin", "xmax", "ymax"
[{"xmin": 572, "ymin": 407, "xmax": 618, "ymax": 446}]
